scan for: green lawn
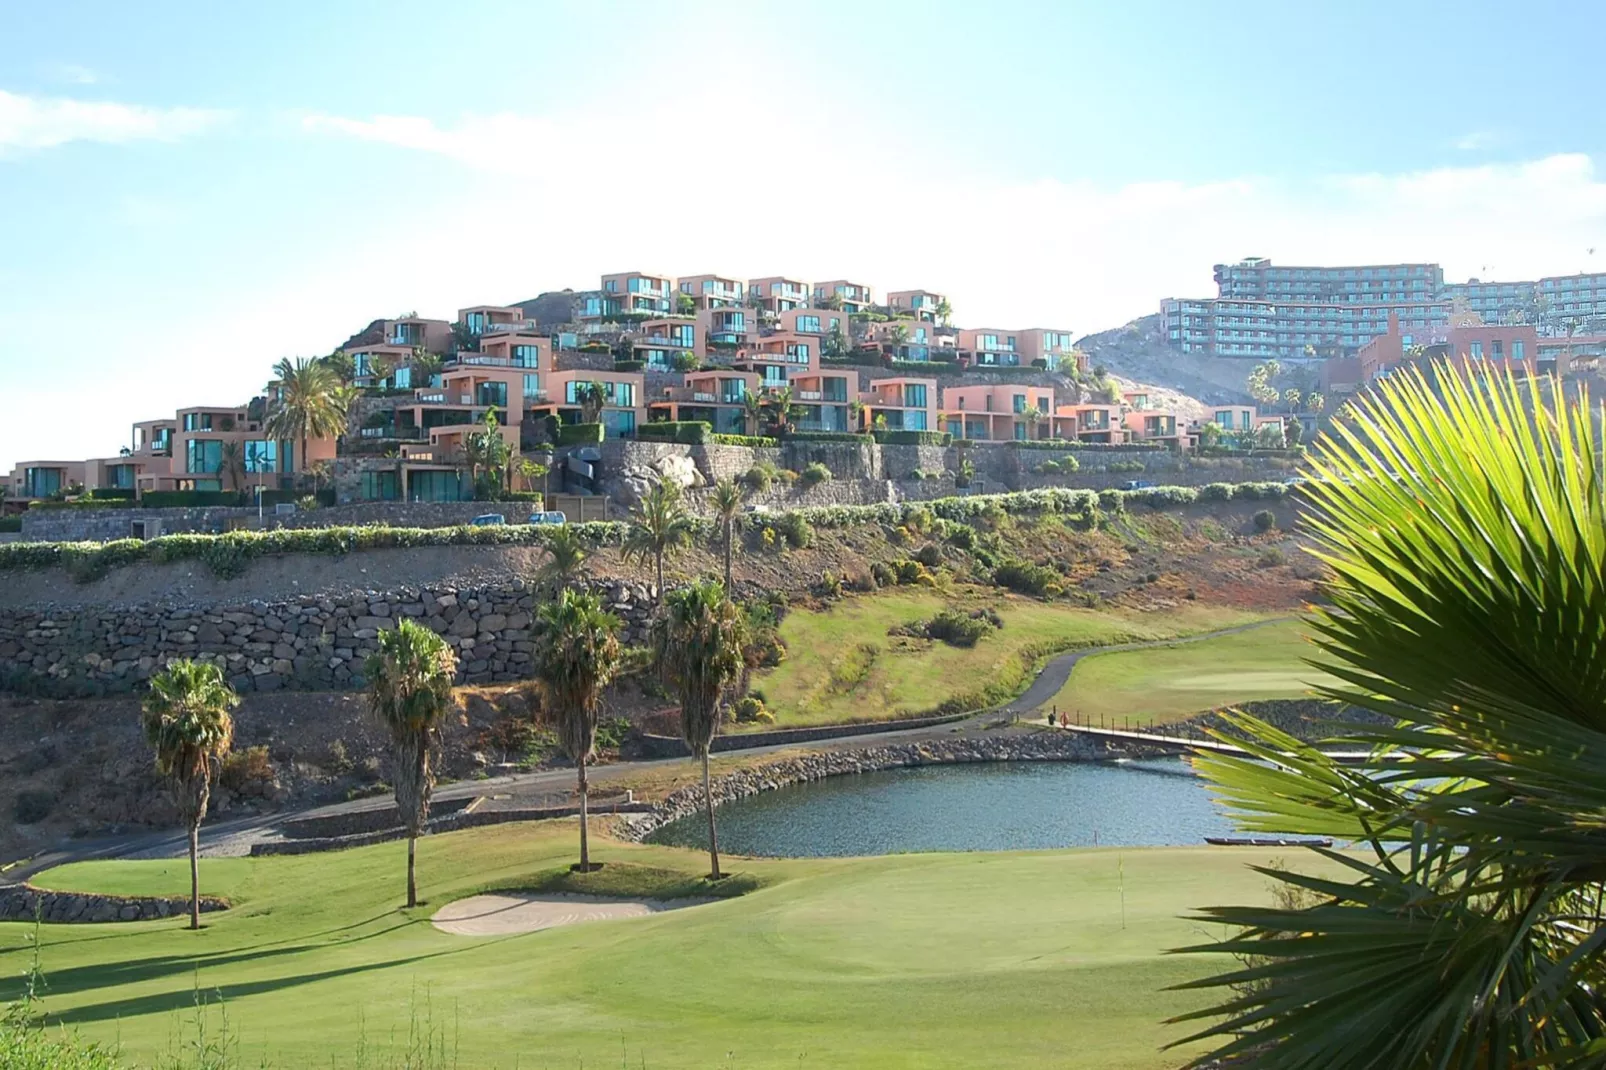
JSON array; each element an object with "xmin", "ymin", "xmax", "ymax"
[
  {"xmin": 1042, "ymin": 618, "xmax": 1341, "ymax": 726},
  {"xmin": 752, "ymin": 588, "xmax": 1270, "ymax": 728},
  {"xmin": 4, "ymin": 824, "xmax": 1303, "ymax": 1069}
]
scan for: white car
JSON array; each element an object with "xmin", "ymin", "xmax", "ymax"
[{"xmin": 527, "ymin": 511, "xmax": 568, "ymax": 525}]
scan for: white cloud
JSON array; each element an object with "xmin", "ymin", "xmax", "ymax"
[
  {"xmin": 0, "ymin": 89, "xmax": 229, "ymax": 152},
  {"xmin": 55, "ymin": 65, "xmax": 100, "ymax": 86}
]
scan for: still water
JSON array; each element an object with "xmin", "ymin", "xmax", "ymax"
[{"xmin": 646, "ymin": 759, "xmax": 1236, "ymax": 857}]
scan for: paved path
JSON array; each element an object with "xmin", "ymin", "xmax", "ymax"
[{"xmin": 6, "ymin": 618, "xmax": 1290, "ymax": 880}]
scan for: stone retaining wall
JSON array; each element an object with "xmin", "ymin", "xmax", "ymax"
[
  {"xmin": 0, "ymin": 578, "xmax": 658, "ymax": 694},
  {"xmin": 622, "ymin": 732, "xmax": 1111, "ymax": 841},
  {"xmin": 0, "ymin": 883, "xmax": 227, "ymax": 923},
  {"xmin": 628, "ymin": 711, "xmax": 975, "ymax": 759},
  {"xmin": 252, "ymin": 798, "xmax": 652, "ymax": 856}
]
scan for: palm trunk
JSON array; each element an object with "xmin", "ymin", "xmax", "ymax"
[
  {"xmin": 188, "ymin": 821, "xmax": 201, "ymax": 930},
  {"xmin": 406, "ymin": 835, "xmax": 417, "ymax": 909},
  {"xmin": 577, "ymin": 757, "xmax": 591, "ymax": 870},
  {"xmin": 655, "ymin": 551, "xmax": 664, "ymax": 605},
  {"xmin": 300, "ymin": 436, "xmax": 308, "ymax": 491},
  {"xmin": 723, "ymin": 519, "xmax": 734, "ymax": 593},
  {"xmin": 702, "ymin": 753, "xmax": 722, "ymax": 880}
]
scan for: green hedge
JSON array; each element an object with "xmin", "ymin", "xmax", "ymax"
[
  {"xmin": 0, "ymin": 516, "xmax": 20, "ymax": 533},
  {"xmin": 612, "ymin": 360, "xmax": 646, "ymax": 372},
  {"xmin": 710, "ymin": 433, "xmax": 779, "ymax": 447},
  {"xmin": 142, "ymin": 490, "xmax": 248, "ymax": 508},
  {"xmin": 872, "ymin": 430, "xmax": 952, "ymax": 446},
  {"xmin": 1007, "ymin": 440, "xmax": 1167, "ymax": 453},
  {"xmin": 888, "ymin": 360, "xmax": 961, "ymax": 375},
  {"xmin": 557, "ymin": 422, "xmax": 605, "ymax": 446},
  {"xmin": 637, "ymin": 421, "xmax": 712, "ymax": 444},
  {"xmin": 780, "ymin": 431, "xmax": 874, "ymax": 444}
]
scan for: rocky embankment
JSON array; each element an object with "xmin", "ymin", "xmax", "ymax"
[
  {"xmin": 0, "ymin": 883, "xmax": 227, "ymax": 923},
  {"xmin": 623, "ymin": 732, "xmax": 1106, "ymax": 840}
]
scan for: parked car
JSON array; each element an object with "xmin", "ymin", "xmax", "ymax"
[
  {"xmin": 742, "ymin": 504, "xmax": 772, "ymax": 515},
  {"xmin": 470, "ymin": 513, "xmax": 506, "ymax": 526},
  {"xmin": 1122, "ymin": 480, "xmax": 1158, "ymax": 490},
  {"xmin": 527, "ymin": 511, "xmax": 567, "ymax": 525}
]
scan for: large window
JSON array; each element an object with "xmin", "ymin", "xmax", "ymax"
[
  {"xmin": 565, "ymin": 380, "xmax": 635, "ymax": 407},
  {"xmin": 796, "ymin": 315, "xmax": 821, "ymax": 333},
  {"xmin": 1012, "ymin": 394, "xmax": 1027, "ymax": 413},
  {"xmin": 823, "ymin": 377, "xmax": 848, "ymax": 402},
  {"xmin": 719, "ymin": 379, "xmax": 746, "ymax": 404},
  {"xmin": 106, "ymin": 464, "xmax": 135, "ymax": 489},
  {"xmin": 523, "ymin": 374, "xmax": 542, "ymax": 399},
  {"xmin": 243, "ymin": 440, "xmax": 280, "ymax": 473},
  {"xmin": 409, "ymin": 470, "xmax": 463, "ymax": 502},
  {"xmin": 513, "ymin": 345, "xmax": 540, "ymax": 368},
  {"xmin": 1513, "ymin": 340, "xmax": 1526, "ymax": 360},
  {"xmin": 602, "ymin": 409, "xmax": 637, "ymax": 436},
  {"xmin": 465, "ymin": 311, "xmax": 489, "ymax": 334},
  {"xmin": 182, "ymin": 412, "xmax": 213, "ymax": 432},
  {"xmin": 786, "ymin": 343, "xmax": 811, "ymax": 364},
  {"xmin": 360, "ymin": 471, "xmax": 401, "ymax": 501},
  {"xmin": 477, "ymin": 381, "xmax": 508, "ymax": 409},
  {"xmin": 186, "ymin": 438, "xmax": 223, "ymax": 475},
  {"xmin": 903, "ymin": 383, "xmax": 927, "ymax": 408},
  {"xmin": 23, "ymin": 467, "xmax": 62, "ymax": 498}
]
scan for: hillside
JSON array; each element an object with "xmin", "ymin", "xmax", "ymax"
[{"xmin": 1078, "ymin": 314, "xmax": 1323, "ymax": 405}]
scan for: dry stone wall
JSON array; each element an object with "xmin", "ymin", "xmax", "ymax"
[
  {"xmin": 0, "ymin": 883, "xmax": 228, "ymax": 923},
  {"xmin": 0, "ymin": 579, "xmax": 658, "ymax": 695}
]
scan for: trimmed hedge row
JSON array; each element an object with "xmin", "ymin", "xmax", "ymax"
[
  {"xmin": 780, "ymin": 431, "xmax": 874, "ymax": 444},
  {"xmin": 557, "ymin": 423, "xmax": 605, "ymax": 446},
  {"xmin": 1005, "ymin": 440, "xmax": 1168, "ymax": 453},
  {"xmin": 710, "ymin": 433, "xmax": 779, "ymax": 448},
  {"xmin": 0, "ymin": 480, "xmax": 1293, "ymax": 583},
  {"xmin": 872, "ymin": 430, "xmax": 951, "ymax": 446},
  {"xmin": 637, "ymin": 421, "xmax": 714, "ymax": 444}
]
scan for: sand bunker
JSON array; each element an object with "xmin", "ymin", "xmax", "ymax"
[{"xmin": 431, "ymin": 893, "xmax": 712, "ymax": 935}]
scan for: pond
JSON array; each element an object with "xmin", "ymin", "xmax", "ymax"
[{"xmin": 646, "ymin": 759, "xmax": 1237, "ymax": 857}]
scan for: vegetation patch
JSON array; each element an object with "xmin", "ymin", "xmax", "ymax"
[{"xmin": 474, "ymin": 861, "xmax": 765, "ymax": 902}]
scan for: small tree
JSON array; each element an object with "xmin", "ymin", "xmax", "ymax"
[
  {"xmin": 365, "ymin": 620, "xmax": 458, "ymax": 909},
  {"xmin": 533, "ymin": 590, "xmax": 623, "ymax": 871},
  {"xmin": 934, "ymin": 296, "xmax": 953, "ymax": 327},
  {"xmin": 576, "ymin": 382, "xmax": 608, "ymax": 425},
  {"xmin": 656, "ymin": 581, "xmax": 745, "ymax": 879},
  {"xmin": 217, "ymin": 440, "xmax": 246, "ymax": 492},
  {"xmin": 535, "ymin": 525, "xmax": 588, "ymax": 592},
  {"xmin": 709, "ymin": 477, "xmax": 746, "ymax": 592},
  {"xmin": 142, "ymin": 660, "xmax": 238, "ymax": 929},
  {"xmin": 623, "ymin": 479, "xmax": 695, "ymax": 604},
  {"xmin": 741, "ymin": 392, "xmax": 766, "ymax": 437},
  {"xmin": 676, "ymin": 293, "xmax": 697, "ymax": 316},
  {"xmin": 1197, "ymin": 421, "xmax": 1222, "ymax": 451}
]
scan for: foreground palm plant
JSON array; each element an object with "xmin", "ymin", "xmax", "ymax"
[
  {"xmin": 365, "ymin": 619, "xmax": 458, "ymax": 909},
  {"xmin": 709, "ymin": 477, "xmax": 746, "ymax": 593},
  {"xmin": 533, "ymin": 589, "xmax": 622, "ymax": 871},
  {"xmin": 1171, "ymin": 363, "xmax": 1606, "ymax": 1068},
  {"xmin": 656, "ymin": 581, "xmax": 745, "ymax": 879},
  {"xmin": 265, "ymin": 356, "xmax": 347, "ymax": 480},
  {"xmin": 534, "ymin": 524, "xmax": 588, "ymax": 593},
  {"xmin": 141, "ymin": 660, "xmax": 237, "ymax": 929}
]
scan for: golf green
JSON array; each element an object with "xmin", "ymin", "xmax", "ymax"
[{"xmin": 3, "ymin": 821, "xmax": 1293, "ymax": 1068}]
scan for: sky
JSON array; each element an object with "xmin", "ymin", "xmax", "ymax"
[{"xmin": 4, "ymin": 0, "xmax": 1606, "ymax": 467}]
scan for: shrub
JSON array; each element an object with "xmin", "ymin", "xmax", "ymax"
[
  {"xmin": 1106, "ymin": 460, "xmax": 1147, "ymax": 474},
  {"xmin": 780, "ymin": 431, "xmax": 873, "ymax": 444},
  {"xmin": 612, "ymin": 359, "xmax": 645, "ymax": 373},
  {"xmin": 818, "ymin": 570, "xmax": 844, "ymax": 598},
  {"xmin": 893, "ymin": 558, "xmax": 930, "ymax": 585},
  {"xmin": 1201, "ymin": 482, "xmax": 1237, "ymax": 501},
  {"xmin": 871, "ymin": 429, "xmax": 952, "ymax": 446},
  {"xmin": 557, "ymin": 422, "xmax": 605, "ymax": 446},
  {"xmin": 219, "ymin": 745, "xmax": 275, "ymax": 794},
  {"xmin": 1127, "ymin": 486, "xmax": 1199, "ymax": 508},
  {"xmin": 670, "ymin": 351, "xmax": 700, "ymax": 372},
  {"xmin": 799, "ymin": 462, "xmax": 832, "ymax": 486},
  {"xmin": 870, "ymin": 561, "xmax": 896, "ymax": 587},
  {"xmin": 775, "ymin": 512, "xmax": 812, "ymax": 549},
  {"xmin": 14, "ymin": 789, "xmax": 55, "ymax": 824},
  {"xmin": 945, "ymin": 524, "xmax": 977, "ymax": 550},
  {"xmin": 0, "ymin": 516, "xmax": 21, "ymax": 533},
  {"xmin": 993, "ymin": 558, "xmax": 1060, "ymax": 596},
  {"xmin": 1253, "ymin": 509, "xmax": 1277, "ymax": 531},
  {"xmin": 1097, "ymin": 488, "xmax": 1127, "ymax": 514},
  {"xmin": 140, "ymin": 490, "xmax": 246, "ymax": 509},
  {"xmin": 923, "ymin": 608, "xmax": 999, "ymax": 647},
  {"xmin": 1257, "ymin": 547, "xmax": 1288, "ymax": 568},
  {"xmin": 710, "ymin": 434, "xmax": 778, "ymax": 447},
  {"xmin": 742, "ymin": 464, "xmax": 774, "ymax": 492},
  {"xmin": 731, "ymin": 695, "xmax": 776, "ymax": 724},
  {"xmin": 914, "ymin": 542, "xmax": 943, "ymax": 568},
  {"xmin": 636, "ymin": 421, "xmax": 711, "ymax": 444}
]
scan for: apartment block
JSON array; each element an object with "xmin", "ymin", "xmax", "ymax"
[
  {"xmin": 1015, "ymin": 329, "xmax": 1081, "ymax": 370},
  {"xmin": 675, "ymin": 275, "xmax": 744, "ymax": 311},
  {"xmin": 790, "ymin": 370, "xmax": 856, "ymax": 433},
  {"xmin": 1349, "ymin": 315, "xmax": 1538, "ymax": 386},
  {"xmin": 458, "ymin": 305, "xmax": 530, "ymax": 336},
  {"xmin": 747, "ymin": 276, "xmax": 810, "ymax": 314},
  {"xmin": 1163, "ymin": 257, "xmax": 1450, "ymax": 358},
  {"xmin": 860, "ymin": 377, "xmax": 936, "ymax": 431},
  {"xmin": 956, "ymin": 329, "xmax": 1021, "ymax": 366},
  {"xmin": 773, "ymin": 308, "xmax": 849, "ymax": 339},
  {"xmin": 886, "ymin": 289, "xmax": 947, "ymax": 323},
  {"xmin": 648, "ymin": 370, "xmax": 761, "ymax": 435},
  {"xmin": 939, "ymin": 384, "xmax": 1054, "ymax": 441},
  {"xmin": 878, "ymin": 320, "xmax": 944, "ymax": 361},
  {"xmin": 631, "ymin": 318, "xmax": 699, "ymax": 368},
  {"xmin": 812, "ymin": 279, "xmax": 873, "ymax": 314},
  {"xmin": 699, "ymin": 307, "xmax": 753, "ymax": 357},
  {"xmin": 377, "ymin": 316, "xmax": 454, "ymax": 353},
  {"xmin": 1443, "ymin": 271, "xmax": 1606, "ymax": 331},
  {"xmin": 582, "ymin": 272, "xmax": 674, "ymax": 320}
]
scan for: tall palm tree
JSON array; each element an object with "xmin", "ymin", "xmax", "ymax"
[
  {"xmin": 576, "ymin": 382, "xmax": 608, "ymax": 425},
  {"xmin": 533, "ymin": 590, "xmax": 622, "ymax": 871},
  {"xmin": 741, "ymin": 392, "xmax": 766, "ymax": 437},
  {"xmin": 1172, "ymin": 363, "xmax": 1606, "ymax": 1068},
  {"xmin": 409, "ymin": 348, "xmax": 444, "ymax": 387},
  {"xmin": 709, "ymin": 477, "xmax": 746, "ymax": 592},
  {"xmin": 762, "ymin": 386, "xmax": 798, "ymax": 436},
  {"xmin": 933, "ymin": 296, "xmax": 953, "ymax": 327},
  {"xmin": 535, "ymin": 525, "xmax": 588, "ymax": 592},
  {"xmin": 266, "ymin": 357, "xmax": 347, "ymax": 484},
  {"xmin": 141, "ymin": 660, "xmax": 237, "ymax": 930},
  {"xmin": 216, "ymin": 440, "xmax": 245, "ymax": 492},
  {"xmin": 655, "ymin": 581, "xmax": 745, "ymax": 880},
  {"xmin": 885, "ymin": 323, "xmax": 911, "ymax": 353},
  {"xmin": 622, "ymin": 479, "xmax": 694, "ymax": 605},
  {"xmin": 365, "ymin": 620, "xmax": 457, "ymax": 909}
]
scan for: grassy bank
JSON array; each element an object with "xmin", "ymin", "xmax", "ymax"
[
  {"xmin": 752, "ymin": 589, "xmax": 1269, "ymax": 728},
  {"xmin": 6, "ymin": 822, "xmax": 1302, "ymax": 1068},
  {"xmin": 1041, "ymin": 618, "xmax": 1339, "ymax": 725}
]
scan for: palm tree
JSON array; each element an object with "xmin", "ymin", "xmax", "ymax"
[
  {"xmin": 885, "ymin": 323, "xmax": 911, "ymax": 354},
  {"xmin": 217, "ymin": 440, "xmax": 245, "ymax": 492},
  {"xmin": 824, "ymin": 326, "xmax": 850, "ymax": 359},
  {"xmin": 320, "ymin": 349, "xmax": 356, "ymax": 384},
  {"xmin": 655, "ymin": 581, "xmax": 745, "ymax": 880},
  {"xmin": 762, "ymin": 386, "xmax": 798, "ymax": 436},
  {"xmin": 576, "ymin": 382, "xmax": 607, "ymax": 425},
  {"xmin": 266, "ymin": 357, "xmax": 347, "ymax": 485},
  {"xmin": 741, "ymin": 392, "xmax": 767, "ymax": 437},
  {"xmin": 365, "ymin": 620, "xmax": 457, "ymax": 909},
  {"xmin": 1172, "ymin": 363, "xmax": 1606, "ymax": 1068},
  {"xmin": 933, "ymin": 297, "xmax": 953, "ymax": 327},
  {"xmin": 535, "ymin": 525, "xmax": 588, "ymax": 592},
  {"xmin": 518, "ymin": 458, "xmax": 549, "ymax": 494},
  {"xmin": 623, "ymin": 479, "xmax": 695, "ymax": 605},
  {"xmin": 1305, "ymin": 391, "xmax": 1325, "ymax": 415},
  {"xmin": 709, "ymin": 477, "xmax": 746, "ymax": 592},
  {"xmin": 409, "ymin": 348, "xmax": 444, "ymax": 387},
  {"xmin": 141, "ymin": 660, "xmax": 237, "ymax": 930},
  {"xmin": 463, "ymin": 408, "xmax": 509, "ymax": 494},
  {"xmin": 533, "ymin": 589, "xmax": 623, "ymax": 871}
]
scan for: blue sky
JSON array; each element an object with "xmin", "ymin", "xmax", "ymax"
[{"xmin": 4, "ymin": 0, "xmax": 1606, "ymax": 466}]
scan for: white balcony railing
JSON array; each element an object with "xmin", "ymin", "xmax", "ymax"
[
  {"xmin": 797, "ymin": 390, "xmax": 823, "ymax": 401},
  {"xmin": 692, "ymin": 392, "xmax": 717, "ymax": 403}
]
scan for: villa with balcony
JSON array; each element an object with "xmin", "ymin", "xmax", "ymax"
[
  {"xmin": 861, "ymin": 377, "xmax": 937, "ymax": 431},
  {"xmin": 348, "ymin": 343, "xmax": 419, "ymax": 388},
  {"xmin": 877, "ymin": 319, "xmax": 942, "ymax": 361},
  {"xmin": 1016, "ymin": 329, "xmax": 1081, "ymax": 371},
  {"xmin": 813, "ymin": 280, "xmax": 873, "ymax": 314},
  {"xmin": 939, "ymin": 384, "xmax": 1056, "ymax": 441},
  {"xmin": 790, "ymin": 370, "xmax": 856, "ymax": 433},
  {"xmin": 700, "ymin": 307, "xmax": 753, "ymax": 357},
  {"xmin": 581, "ymin": 272, "xmax": 674, "ymax": 321},
  {"xmin": 1124, "ymin": 409, "xmax": 1183, "ymax": 445},
  {"xmin": 773, "ymin": 308, "xmax": 848, "ymax": 339},
  {"xmin": 631, "ymin": 318, "xmax": 698, "ymax": 367},
  {"xmin": 377, "ymin": 316, "xmax": 453, "ymax": 353},
  {"xmin": 5, "ymin": 461, "xmax": 87, "ymax": 502},
  {"xmin": 748, "ymin": 276, "xmax": 810, "ymax": 314},
  {"xmin": 458, "ymin": 305, "xmax": 529, "ymax": 337},
  {"xmin": 1066, "ymin": 403, "xmax": 1122, "ymax": 444},
  {"xmin": 887, "ymin": 289, "xmax": 947, "ymax": 323},
  {"xmin": 647, "ymin": 370, "xmax": 760, "ymax": 435},
  {"xmin": 676, "ymin": 275, "xmax": 744, "ymax": 311},
  {"xmin": 957, "ymin": 329, "xmax": 1021, "ymax": 366}
]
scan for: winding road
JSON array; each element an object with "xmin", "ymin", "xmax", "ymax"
[{"xmin": 5, "ymin": 618, "xmax": 1289, "ymax": 881}]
